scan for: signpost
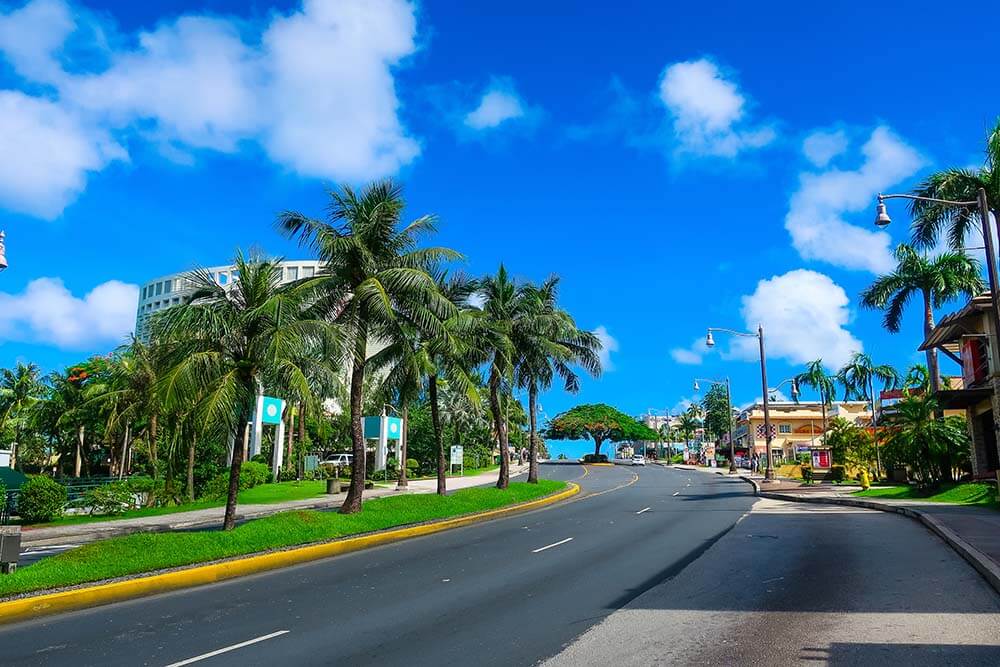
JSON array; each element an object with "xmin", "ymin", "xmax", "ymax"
[
  {"xmin": 364, "ymin": 412, "xmax": 404, "ymax": 472},
  {"xmin": 247, "ymin": 394, "xmax": 287, "ymax": 481},
  {"xmin": 450, "ymin": 445, "xmax": 464, "ymax": 476}
]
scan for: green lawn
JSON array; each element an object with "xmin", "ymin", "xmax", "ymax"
[
  {"xmin": 2, "ymin": 480, "xmax": 565, "ymax": 598},
  {"xmin": 853, "ymin": 482, "xmax": 998, "ymax": 506},
  {"xmin": 28, "ymin": 480, "xmax": 332, "ymax": 528}
]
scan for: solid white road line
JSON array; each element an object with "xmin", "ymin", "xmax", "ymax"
[
  {"xmin": 636, "ymin": 507, "xmax": 651, "ymax": 515},
  {"xmin": 532, "ymin": 537, "xmax": 574, "ymax": 553},
  {"xmin": 164, "ymin": 630, "xmax": 290, "ymax": 667}
]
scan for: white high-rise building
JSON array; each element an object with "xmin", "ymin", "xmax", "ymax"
[{"xmin": 135, "ymin": 260, "xmax": 324, "ymax": 341}]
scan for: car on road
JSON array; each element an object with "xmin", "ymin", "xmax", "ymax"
[
  {"xmin": 631, "ymin": 455, "xmax": 646, "ymax": 466},
  {"xmin": 321, "ymin": 453, "xmax": 353, "ymax": 467}
]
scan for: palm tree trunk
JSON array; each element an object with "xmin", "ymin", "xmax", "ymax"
[
  {"xmin": 398, "ymin": 404, "xmax": 410, "ymax": 490},
  {"xmin": 149, "ymin": 413, "xmax": 159, "ymax": 479},
  {"xmin": 341, "ymin": 332, "xmax": 367, "ymax": 514},
  {"xmin": 74, "ymin": 424, "xmax": 84, "ymax": 477},
  {"xmin": 923, "ymin": 289, "xmax": 950, "ymax": 482},
  {"xmin": 286, "ymin": 408, "xmax": 294, "ymax": 472},
  {"xmin": 528, "ymin": 384, "xmax": 539, "ymax": 483},
  {"xmin": 429, "ymin": 374, "xmax": 446, "ymax": 495},
  {"xmin": 489, "ymin": 367, "xmax": 509, "ymax": 490},
  {"xmin": 187, "ymin": 435, "xmax": 196, "ymax": 503},
  {"xmin": 820, "ymin": 389, "xmax": 828, "ymax": 447},
  {"xmin": 297, "ymin": 401, "xmax": 306, "ymax": 478},
  {"xmin": 119, "ymin": 424, "xmax": 130, "ymax": 480},
  {"xmin": 223, "ymin": 399, "xmax": 252, "ymax": 531}
]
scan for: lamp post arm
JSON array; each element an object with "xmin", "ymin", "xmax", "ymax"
[
  {"xmin": 879, "ymin": 192, "xmax": 977, "ymax": 207},
  {"xmin": 708, "ymin": 327, "xmax": 758, "ymax": 338}
]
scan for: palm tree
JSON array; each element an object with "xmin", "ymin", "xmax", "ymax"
[
  {"xmin": 903, "ymin": 364, "xmax": 931, "ymax": 393},
  {"xmin": 478, "ymin": 265, "xmax": 535, "ymax": 490},
  {"xmin": 795, "ymin": 359, "xmax": 836, "ymax": 447},
  {"xmin": 860, "ymin": 244, "xmax": 983, "ymax": 393},
  {"xmin": 836, "ymin": 352, "xmax": 900, "ymax": 477},
  {"xmin": 515, "ymin": 277, "xmax": 602, "ymax": 483},
  {"xmin": 910, "ymin": 119, "xmax": 1000, "ymax": 251},
  {"xmin": 883, "ymin": 393, "xmax": 970, "ymax": 485},
  {"xmin": 155, "ymin": 251, "xmax": 333, "ymax": 530},
  {"xmin": 0, "ymin": 362, "xmax": 43, "ymax": 470},
  {"xmin": 278, "ymin": 180, "xmax": 460, "ymax": 513},
  {"xmin": 675, "ymin": 411, "xmax": 699, "ymax": 459}
]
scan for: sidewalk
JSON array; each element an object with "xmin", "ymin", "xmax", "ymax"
[{"xmin": 20, "ymin": 464, "xmax": 525, "ymax": 549}]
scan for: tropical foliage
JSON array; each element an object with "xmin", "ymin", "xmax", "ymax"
[{"xmin": 545, "ymin": 403, "xmax": 658, "ymax": 458}]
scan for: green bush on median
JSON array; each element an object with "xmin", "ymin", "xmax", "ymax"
[
  {"xmin": 202, "ymin": 461, "xmax": 272, "ymax": 499},
  {"xmin": 18, "ymin": 475, "xmax": 68, "ymax": 523}
]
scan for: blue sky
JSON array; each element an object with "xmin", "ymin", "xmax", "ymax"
[{"xmin": 2, "ymin": 0, "xmax": 999, "ymax": 458}]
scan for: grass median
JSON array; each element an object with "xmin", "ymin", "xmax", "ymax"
[
  {"xmin": 1, "ymin": 480, "xmax": 565, "ymax": 599},
  {"xmin": 853, "ymin": 482, "xmax": 998, "ymax": 506}
]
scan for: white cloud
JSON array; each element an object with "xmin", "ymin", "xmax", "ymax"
[
  {"xmin": 0, "ymin": 90, "xmax": 125, "ymax": 219},
  {"xmin": 727, "ymin": 269, "xmax": 862, "ymax": 369},
  {"xmin": 0, "ymin": 277, "xmax": 138, "ymax": 348},
  {"xmin": 466, "ymin": 291, "xmax": 486, "ymax": 309},
  {"xmin": 657, "ymin": 58, "xmax": 775, "ymax": 158},
  {"xmin": 802, "ymin": 129, "xmax": 848, "ymax": 167},
  {"xmin": 593, "ymin": 325, "xmax": 618, "ymax": 371},
  {"xmin": 785, "ymin": 126, "xmax": 926, "ymax": 273},
  {"xmin": 464, "ymin": 82, "xmax": 526, "ymax": 130},
  {"xmin": 670, "ymin": 336, "xmax": 712, "ymax": 365},
  {"xmin": 0, "ymin": 0, "xmax": 421, "ymax": 218}
]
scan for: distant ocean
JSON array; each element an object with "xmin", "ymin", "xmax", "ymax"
[{"xmin": 544, "ymin": 439, "xmax": 684, "ymax": 460}]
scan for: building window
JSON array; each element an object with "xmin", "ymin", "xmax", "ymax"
[
  {"xmin": 172, "ymin": 297, "xmax": 180, "ymax": 305},
  {"xmin": 163, "ymin": 280, "xmax": 171, "ymax": 294},
  {"xmin": 779, "ymin": 424, "xmax": 792, "ymax": 434},
  {"xmin": 303, "ymin": 266, "xmax": 314, "ymax": 278},
  {"xmin": 218, "ymin": 272, "xmax": 228, "ymax": 286},
  {"xmin": 286, "ymin": 266, "xmax": 299, "ymax": 281},
  {"xmin": 141, "ymin": 286, "xmax": 147, "ymax": 300},
  {"xmin": 155, "ymin": 282, "xmax": 162, "ymax": 296}
]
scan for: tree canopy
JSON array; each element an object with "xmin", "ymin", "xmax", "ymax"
[{"xmin": 545, "ymin": 403, "xmax": 659, "ymax": 457}]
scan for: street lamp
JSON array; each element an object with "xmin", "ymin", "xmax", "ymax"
[
  {"xmin": 693, "ymin": 377, "xmax": 735, "ymax": 473},
  {"xmin": 0, "ymin": 230, "xmax": 7, "ymax": 272},
  {"xmin": 770, "ymin": 377, "xmax": 800, "ymax": 402},
  {"xmin": 707, "ymin": 325, "xmax": 776, "ymax": 480}
]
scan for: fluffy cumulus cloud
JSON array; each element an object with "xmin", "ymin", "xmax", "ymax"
[
  {"xmin": 0, "ymin": 0, "xmax": 420, "ymax": 219},
  {"xmin": 670, "ymin": 336, "xmax": 712, "ymax": 365},
  {"xmin": 0, "ymin": 277, "xmax": 138, "ymax": 348},
  {"xmin": 657, "ymin": 58, "xmax": 775, "ymax": 158},
  {"xmin": 464, "ymin": 82, "xmax": 527, "ymax": 130},
  {"xmin": 593, "ymin": 325, "xmax": 619, "ymax": 371},
  {"xmin": 727, "ymin": 269, "xmax": 862, "ymax": 369},
  {"xmin": 802, "ymin": 129, "xmax": 849, "ymax": 168},
  {"xmin": 786, "ymin": 126, "xmax": 926, "ymax": 273}
]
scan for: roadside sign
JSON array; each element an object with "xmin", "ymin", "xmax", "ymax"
[
  {"xmin": 386, "ymin": 416, "xmax": 403, "ymax": 440},
  {"xmin": 261, "ymin": 396, "xmax": 284, "ymax": 425},
  {"xmin": 450, "ymin": 446, "xmax": 463, "ymax": 465}
]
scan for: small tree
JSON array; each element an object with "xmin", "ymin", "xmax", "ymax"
[{"xmin": 545, "ymin": 403, "xmax": 659, "ymax": 458}]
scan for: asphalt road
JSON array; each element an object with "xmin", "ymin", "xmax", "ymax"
[
  {"xmin": 546, "ymin": 494, "xmax": 1000, "ymax": 666},
  {"xmin": 0, "ymin": 464, "xmax": 757, "ymax": 666}
]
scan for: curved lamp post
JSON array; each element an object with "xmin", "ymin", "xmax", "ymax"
[
  {"xmin": 707, "ymin": 325, "xmax": 777, "ymax": 480},
  {"xmin": 693, "ymin": 377, "xmax": 735, "ymax": 473}
]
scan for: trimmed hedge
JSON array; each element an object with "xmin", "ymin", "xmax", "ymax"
[
  {"xmin": 19, "ymin": 475, "xmax": 68, "ymax": 523},
  {"xmin": 203, "ymin": 461, "xmax": 272, "ymax": 499}
]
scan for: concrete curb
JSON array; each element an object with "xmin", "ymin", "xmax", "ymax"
[
  {"xmin": 0, "ymin": 482, "xmax": 580, "ymax": 626},
  {"xmin": 737, "ymin": 475, "xmax": 1000, "ymax": 597}
]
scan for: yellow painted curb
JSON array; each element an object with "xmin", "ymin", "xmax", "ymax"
[
  {"xmin": 588, "ymin": 463, "xmax": 614, "ymax": 467},
  {"xmin": 0, "ymin": 483, "xmax": 579, "ymax": 626}
]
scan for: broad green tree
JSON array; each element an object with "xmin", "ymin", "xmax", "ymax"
[
  {"xmin": 795, "ymin": 359, "xmax": 836, "ymax": 446},
  {"xmin": 545, "ymin": 403, "xmax": 659, "ymax": 458},
  {"xmin": 155, "ymin": 252, "xmax": 333, "ymax": 530},
  {"xmin": 910, "ymin": 119, "xmax": 1000, "ymax": 250},
  {"xmin": 515, "ymin": 276, "xmax": 601, "ymax": 483},
  {"xmin": 279, "ymin": 180, "xmax": 459, "ymax": 512},
  {"xmin": 860, "ymin": 244, "xmax": 982, "ymax": 392}
]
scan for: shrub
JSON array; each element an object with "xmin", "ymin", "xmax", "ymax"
[
  {"xmin": 557, "ymin": 453, "xmax": 568, "ymax": 460},
  {"xmin": 84, "ymin": 481, "xmax": 136, "ymax": 515},
  {"xmin": 0, "ymin": 479, "xmax": 6, "ymax": 513},
  {"xmin": 829, "ymin": 465, "xmax": 846, "ymax": 483},
  {"xmin": 202, "ymin": 461, "xmax": 273, "ymax": 498},
  {"xmin": 406, "ymin": 458, "xmax": 419, "ymax": 473},
  {"xmin": 18, "ymin": 475, "xmax": 67, "ymax": 523},
  {"xmin": 801, "ymin": 464, "xmax": 814, "ymax": 485},
  {"xmin": 582, "ymin": 454, "xmax": 609, "ymax": 463}
]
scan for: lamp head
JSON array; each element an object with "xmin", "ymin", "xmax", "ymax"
[
  {"xmin": 0, "ymin": 230, "xmax": 6, "ymax": 272},
  {"xmin": 791, "ymin": 378, "xmax": 800, "ymax": 398},
  {"xmin": 874, "ymin": 196, "xmax": 892, "ymax": 227},
  {"xmin": 705, "ymin": 330, "xmax": 715, "ymax": 348},
  {"xmin": 693, "ymin": 380, "xmax": 700, "ymax": 392}
]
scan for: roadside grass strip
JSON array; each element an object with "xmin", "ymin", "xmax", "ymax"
[
  {"xmin": 853, "ymin": 482, "xmax": 998, "ymax": 506},
  {"xmin": 0, "ymin": 480, "xmax": 566, "ymax": 600}
]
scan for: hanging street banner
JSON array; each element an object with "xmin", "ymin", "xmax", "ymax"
[
  {"xmin": 386, "ymin": 416, "xmax": 403, "ymax": 440},
  {"xmin": 363, "ymin": 417, "xmax": 382, "ymax": 439},
  {"xmin": 261, "ymin": 396, "xmax": 285, "ymax": 425}
]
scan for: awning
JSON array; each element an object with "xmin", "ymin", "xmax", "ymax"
[
  {"xmin": 919, "ymin": 293, "xmax": 993, "ymax": 353},
  {"xmin": 935, "ymin": 387, "xmax": 993, "ymax": 409}
]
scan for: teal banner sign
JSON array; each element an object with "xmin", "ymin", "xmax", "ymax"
[
  {"xmin": 385, "ymin": 416, "xmax": 402, "ymax": 440},
  {"xmin": 261, "ymin": 396, "xmax": 284, "ymax": 425},
  {"xmin": 363, "ymin": 416, "xmax": 381, "ymax": 439}
]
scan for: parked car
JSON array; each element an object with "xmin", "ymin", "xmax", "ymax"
[
  {"xmin": 631, "ymin": 455, "xmax": 646, "ymax": 466},
  {"xmin": 321, "ymin": 453, "xmax": 353, "ymax": 467}
]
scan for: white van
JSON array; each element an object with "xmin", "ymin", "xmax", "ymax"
[{"xmin": 322, "ymin": 453, "xmax": 353, "ymax": 467}]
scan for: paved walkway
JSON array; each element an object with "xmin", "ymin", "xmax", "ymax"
[{"xmin": 20, "ymin": 464, "xmax": 527, "ymax": 550}]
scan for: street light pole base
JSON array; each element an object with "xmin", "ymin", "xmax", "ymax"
[{"xmin": 763, "ymin": 469, "xmax": 776, "ymax": 481}]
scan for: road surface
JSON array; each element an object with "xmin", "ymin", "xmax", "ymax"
[{"xmin": 2, "ymin": 465, "xmax": 998, "ymax": 666}]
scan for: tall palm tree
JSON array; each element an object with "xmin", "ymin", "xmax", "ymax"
[
  {"xmin": 675, "ymin": 411, "xmax": 699, "ymax": 459},
  {"xmin": 860, "ymin": 244, "xmax": 983, "ymax": 392},
  {"xmin": 795, "ymin": 359, "xmax": 836, "ymax": 447},
  {"xmin": 515, "ymin": 277, "xmax": 602, "ymax": 483},
  {"xmin": 278, "ymin": 180, "xmax": 460, "ymax": 513},
  {"xmin": 155, "ymin": 252, "xmax": 333, "ymax": 530},
  {"xmin": 0, "ymin": 362, "xmax": 43, "ymax": 470},
  {"xmin": 836, "ymin": 352, "xmax": 900, "ymax": 477},
  {"xmin": 478, "ymin": 265, "xmax": 536, "ymax": 490},
  {"xmin": 910, "ymin": 119, "xmax": 1000, "ymax": 250}
]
